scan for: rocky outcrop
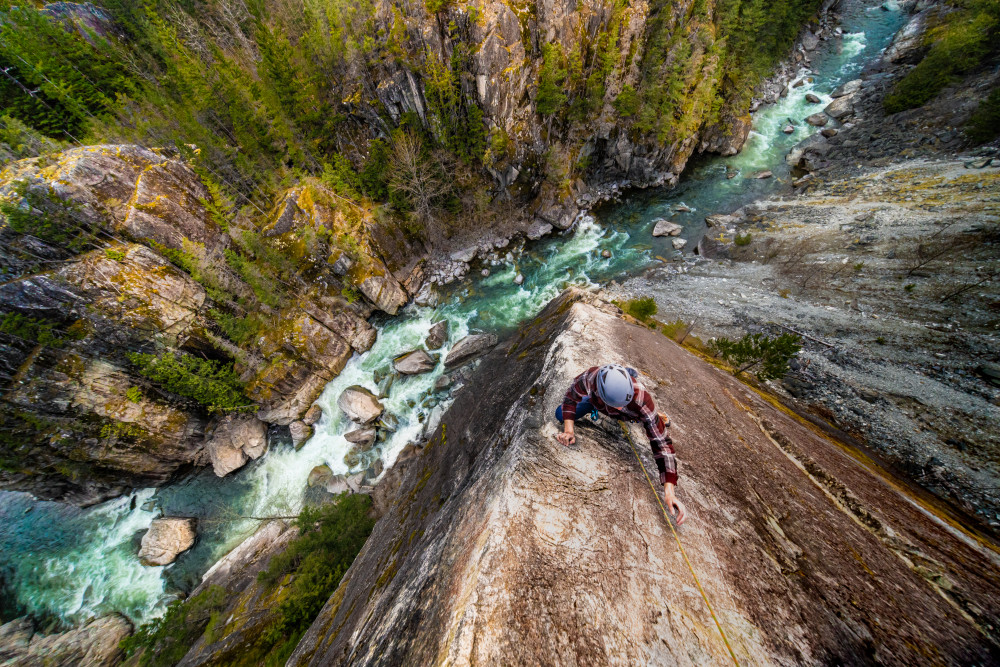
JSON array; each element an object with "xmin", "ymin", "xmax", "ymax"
[
  {"xmin": 425, "ymin": 320, "xmax": 448, "ymax": 350},
  {"xmin": 0, "ymin": 614, "xmax": 131, "ymax": 666},
  {"xmin": 138, "ymin": 517, "xmax": 198, "ymax": 566},
  {"xmin": 287, "ymin": 290, "xmax": 1000, "ymax": 665},
  {"xmin": 652, "ymin": 219, "xmax": 682, "ymax": 237}
]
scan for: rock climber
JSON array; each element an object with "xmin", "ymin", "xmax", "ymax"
[{"xmin": 555, "ymin": 364, "xmax": 686, "ymax": 524}]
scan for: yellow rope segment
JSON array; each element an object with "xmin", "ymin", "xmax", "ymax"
[{"xmin": 619, "ymin": 421, "xmax": 740, "ymax": 666}]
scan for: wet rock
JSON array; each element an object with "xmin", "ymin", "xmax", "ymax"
[
  {"xmin": 783, "ymin": 124, "xmax": 795, "ymax": 134},
  {"xmin": 652, "ymin": 219, "xmax": 682, "ymax": 237},
  {"xmin": 793, "ymin": 79, "xmax": 806, "ymax": 88},
  {"xmin": 824, "ymin": 95, "xmax": 854, "ymax": 120},
  {"xmin": 806, "ymin": 113, "xmax": 829, "ymax": 127},
  {"xmin": 345, "ymin": 426, "xmax": 377, "ymax": 449},
  {"xmin": 755, "ymin": 170, "xmax": 773, "ymax": 179},
  {"xmin": 302, "ymin": 404, "xmax": 323, "ymax": 426},
  {"xmin": 526, "ymin": 220, "xmax": 554, "ymax": 241},
  {"xmin": 601, "ymin": 249, "xmax": 612, "ymax": 259},
  {"xmin": 674, "ymin": 203, "xmax": 692, "ymax": 212},
  {"xmin": 394, "ymin": 349, "xmax": 436, "ymax": 375},
  {"xmin": 831, "ymin": 79, "xmax": 862, "ymax": 98},
  {"xmin": 426, "ymin": 320, "xmax": 449, "ymax": 350},
  {"xmin": 672, "ymin": 238, "xmax": 688, "ymax": 250},
  {"xmin": 289, "ymin": 420, "xmax": 313, "ymax": 449},
  {"xmin": 378, "ymin": 412, "xmax": 399, "ymax": 432},
  {"xmin": 514, "ymin": 273, "xmax": 525, "ymax": 285},
  {"xmin": 0, "ymin": 615, "xmax": 131, "ymax": 666},
  {"xmin": 364, "ymin": 459, "xmax": 385, "ymax": 483},
  {"xmin": 434, "ymin": 374, "xmax": 453, "ymax": 392},
  {"xmin": 337, "ymin": 386, "xmax": 384, "ymax": 424},
  {"xmin": 308, "ymin": 465, "xmax": 333, "ymax": 488},
  {"xmin": 805, "ymin": 93, "xmax": 822, "ymax": 104},
  {"xmin": 413, "ymin": 282, "xmax": 439, "ymax": 307},
  {"xmin": 444, "ymin": 334, "xmax": 499, "ymax": 369},
  {"xmin": 802, "ymin": 31, "xmax": 819, "ymax": 51},
  {"xmin": 205, "ymin": 416, "xmax": 268, "ymax": 477},
  {"xmin": 138, "ymin": 517, "xmax": 197, "ymax": 566},
  {"xmin": 821, "ymin": 128, "xmax": 839, "ymax": 138},
  {"xmin": 481, "ymin": 268, "xmax": 490, "ymax": 277}
]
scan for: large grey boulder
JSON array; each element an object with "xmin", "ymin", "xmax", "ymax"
[
  {"xmin": 806, "ymin": 113, "xmax": 829, "ymax": 127},
  {"xmin": 652, "ymin": 219, "xmax": 682, "ymax": 237},
  {"xmin": 344, "ymin": 426, "xmax": 377, "ymax": 449},
  {"xmin": 444, "ymin": 334, "xmax": 498, "ymax": 369},
  {"xmin": 337, "ymin": 386, "xmax": 384, "ymax": 424},
  {"xmin": 205, "ymin": 415, "xmax": 268, "ymax": 477},
  {"xmin": 289, "ymin": 420, "xmax": 313, "ymax": 449},
  {"xmin": 394, "ymin": 349, "xmax": 436, "ymax": 375},
  {"xmin": 526, "ymin": 220, "xmax": 553, "ymax": 240},
  {"xmin": 138, "ymin": 517, "xmax": 197, "ymax": 566},
  {"xmin": 824, "ymin": 94, "xmax": 854, "ymax": 120},
  {"xmin": 831, "ymin": 79, "xmax": 862, "ymax": 98},
  {"xmin": 426, "ymin": 320, "xmax": 449, "ymax": 350}
]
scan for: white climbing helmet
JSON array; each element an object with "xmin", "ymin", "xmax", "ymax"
[{"xmin": 596, "ymin": 364, "xmax": 634, "ymax": 408}]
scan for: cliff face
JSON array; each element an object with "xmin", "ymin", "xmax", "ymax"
[
  {"xmin": 0, "ymin": 146, "xmax": 418, "ymax": 503},
  {"xmin": 285, "ymin": 289, "xmax": 1000, "ymax": 665}
]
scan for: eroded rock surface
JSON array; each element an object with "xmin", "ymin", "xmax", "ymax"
[
  {"xmin": 337, "ymin": 386, "xmax": 384, "ymax": 424},
  {"xmin": 0, "ymin": 614, "xmax": 131, "ymax": 666},
  {"xmin": 205, "ymin": 415, "xmax": 268, "ymax": 477},
  {"xmin": 443, "ymin": 333, "xmax": 498, "ymax": 369},
  {"xmin": 288, "ymin": 290, "xmax": 1000, "ymax": 665}
]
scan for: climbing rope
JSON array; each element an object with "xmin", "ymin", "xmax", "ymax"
[{"xmin": 619, "ymin": 421, "xmax": 740, "ymax": 666}]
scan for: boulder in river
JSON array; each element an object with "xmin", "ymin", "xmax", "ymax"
[
  {"xmin": 806, "ymin": 112, "xmax": 829, "ymax": 127},
  {"xmin": 805, "ymin": 93, "xmax": 821, "ymax": 104},
  {"xmin": 394, "ymin": 349, "xmax": 436, "ymax": 375},
  {"xmin": 289, "ymin": 420, "xmax": 313, "ymax": 449},
  {"xmin": 444, "ymin": 334, "xmax": 499, "ymax": 369},
  {"xmin": 821, "ymin": 128, "xmax": 839, "ymax": 138},
  {"xmin": 205, "ymin": 415, "xmax": 268, "ymax": 477},
  {"xmin": 337, "ymin": 386, "xmax": 384, "ymax": 424},
  {"xmin": 449, "ymin": 246, "xmax": 478, "ymax": 263},
  {"xmin": 514, "ymin": 273, "xmax": 525, "ymax": 285},
  {"xmin": 302, "ymin": 404, "xmax": 323, "ymax": 426},
  {"xmin": 831, "ymin": 79, "xmax": 862, "ymax": 98},
  {"xmin": 672, "ymin": 238, "xmax": 688, "ymax": 250},
  {"xmin": 426, "ymin": 321, "xmax": 449, "ymax": 350},
  {"xmin": 755, "ymin": 170, "xmax": 773, "ymax": 179},
  {"xmin": 782, "ymin": 124, "xmax": 795, "ymax": 134},
  {"xmin": 138, "ymin": 517, "xmax": 197, "ymax": 566},
  {"xmin": 824, "ymin": 94, "xmax": 854, "ymax": 120},
  {"xmin": 434, "ymin": 374, "xmax": 453, "ymax": 392},
  {"xmin": 652, "ymin": 219, "xmax": 682, "ymax": 237},
  {"xmin": 344, "ymin": 426, "xmax": 377, "ymax": 449},
  {"xmin": 308, "ymin": 465, "xmax": 333, "ymax": 488},
  {"xmin": 673, "ymin": 203, "xmax": 692, "ymax": 212},
  {"xmin": 601, "ymin": 249, "xmax": 612, "ymax": 258}
]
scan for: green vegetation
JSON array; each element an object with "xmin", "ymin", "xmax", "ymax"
[
  {"xmin": 253, "ymin": 494, "xmax": 375, "ymax": 660},
  {"xmin": 126, "ymin": 386, "xmax": 143, "ymax": 403},
  {"xmin": 0, "ymin": 181, "xmax": 96, "ymax": 252},
  {"xmin": 127, "ymin": 351, "xmax": 252, "ymax": 413},
  {"xmin": 710, "ymin": 332, "xmax": 802, "ymax": 380},
  {"xmin": 734, "ymin": 232, "xmax": 753, "ymax": 246},
  {"xmin": 967, "ymin": 87, "xmax": 1000, "ymax": 142},
  {"xmin": 884, "ymin": 0, "xmax": 1000, "ymax": 113},
  {"xmin": 0, "ymin": 312, "xmax": 67, "ymax": 347},
  {"xmin": 119, "ymin": 586, "xmax": 228, "ymax": 667},
  {"xmin": 622, "ymin": 296, "xmax": 659, "ymax": 322}
]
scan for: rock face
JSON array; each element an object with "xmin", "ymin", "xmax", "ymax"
[
  {"xmin": 344, "ymin": 426, "xmax": 377, "ymax": 449},
  {"xmin": 287, "ymin": 290, "xmax": 1000, "ymax": 665},
  {"xmin": 443, "ymin": 334, "xmax": 498, "ymax": 369},
  {"xmin": 205, "ymin": 416, "xmax": 268, "ymax": 477},
  {"xmin": 337, "ymin": 386, "xmax": 384, "ymax": 424},
  {"xmin": 651, "ymin": 219, "xmax": 682, "ymax": 237},
  {"xmin": 0, "ymin": 614, "xmax": 131, "ymax": 666},
  {"xmin": 138, "ymin": 517, "xmax": 198, "ymax": 566},
  {"xmin": 393, "ymin": 349, "xmax": 436, "ymax": 375}
]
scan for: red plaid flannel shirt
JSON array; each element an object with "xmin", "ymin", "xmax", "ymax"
[{"xmin": 561, "ymin": 366, "xmax": 678, "ymax": 485}]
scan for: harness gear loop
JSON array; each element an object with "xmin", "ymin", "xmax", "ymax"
[{"xmin": 618, "ymin": 421, "xmax": 740, "ymax": 666}]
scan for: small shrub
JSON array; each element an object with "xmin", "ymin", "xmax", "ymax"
[
  {"xmin": 904, "ymin": 283, "xmax": 916, "ymax": 292},
  {"xmin": 661, "ymin": 319, "xmax": 688, "ymax": 340},
  {"xmin": 853, "ymin": 262, "xmax": 865, "ymax": 272},
  {"xmin": 734, "ymin": 232, "xmax": 753, "ymax": 246},
  {"xmin": 126, "ymin": 386, "xmax": 143, "ymax": 403},
  {"xmin": 0, "ymin": 312, "xmax": 64, "ymax": 347},
  {"xmin": 119, "ymin": 586, "xmax": 228, "ymax": 667},
  {"xmin": 105, "ymin": 248, "xmax": 127, "ymax": 261},
  {"xmin": 623, "ymin": 296, "xmax": 658, "ymax": 322},
  {"xmin": 709, "ymin": 332, "xmax": 802, "ymax": 380},
  {"xmin": 876, "ymin": 336, "xmax": 886, "ymax": 344},
  {"xmin": 209, "ymin": 309, "xmax": 266, "ymax": 346},
  {"xmin": 778, "ymin": 288, "xmax": 791, "ymax": 298},
  {"xmin": 127, "ymin": 351, "xmax": 252, "ymax": 413}
]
